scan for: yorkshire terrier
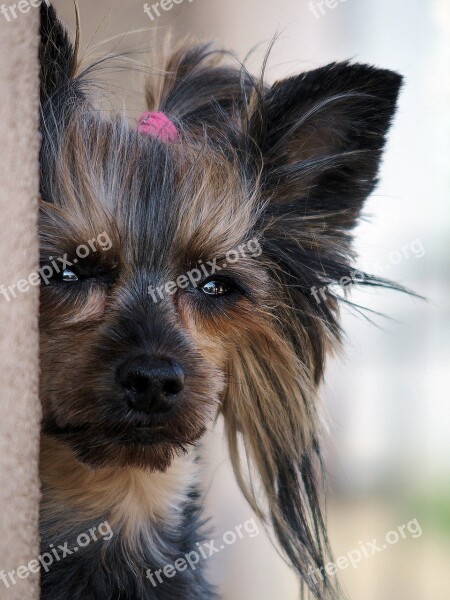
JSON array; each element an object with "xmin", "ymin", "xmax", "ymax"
[{"xmin": 38, "ymin": 4, "xmax": 402, "ymax": 599}]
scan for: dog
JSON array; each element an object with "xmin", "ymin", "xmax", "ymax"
[{"xmin": 38, "ymin": 4, "xmax": 402, "ymax": 599}]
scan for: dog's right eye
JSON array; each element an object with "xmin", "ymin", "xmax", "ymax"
[
  {"xmin": 201, "ymin": 279, "xmax": 233, "ymax": 297},
  {"xmin": 60, "ymin": 269, "xmax": 79, "ymax": 283}
]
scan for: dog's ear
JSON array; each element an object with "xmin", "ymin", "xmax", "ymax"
[
  {"xmin": 40, "ymin": 3, "xmax": 78, "ymax": 101},
  {"xmin": 246, "ymin": 62, "xmax": 403, "ymax": 341},
  {"xmin": 249, "ymin": 61, "xmax": 402, "ymax": 229}
]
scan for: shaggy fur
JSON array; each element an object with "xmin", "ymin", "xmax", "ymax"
[{"xmin": 38, "ymin": 4, "xmax": 402, "ymax": 599}]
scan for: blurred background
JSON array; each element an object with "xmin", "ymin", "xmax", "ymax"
[{"xmin": 53, "ymin": 1, "xmax": 450, "ymax": 598}]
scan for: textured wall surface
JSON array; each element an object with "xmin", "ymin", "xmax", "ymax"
[{"xmin": 0, "ymin": 5, "xmax": 41, "ymax": 600}]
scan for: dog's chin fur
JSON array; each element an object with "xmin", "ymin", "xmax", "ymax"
[
  {"xmin": 38, "ymin": 4, "xmax": 404, "ymax": 599},
  {"xmin": 57, "ymin": 433, "xmax": 203, "ymax": 471},
  {"xmin": 67, "ymin": 438, "xmax": 188, "ymax": 471},
  {"xmin": 43, "ymin": 418, "xmax": 208, "ymax": 470}
]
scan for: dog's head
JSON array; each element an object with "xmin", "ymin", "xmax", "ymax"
[{"xmin": 39, "ymin": 5, "xmax": 401, "ymax": 597}]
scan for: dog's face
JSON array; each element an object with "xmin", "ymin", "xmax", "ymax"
[
  {"xmin": 39, "ymin": 5, "xmax": 402, "ymax": 597},
  {"xmin": 39, "ymin": 110, "xmax": 267, "ymax": 471}
]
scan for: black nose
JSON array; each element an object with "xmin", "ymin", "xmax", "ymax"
[{"xmin": 117, "ymin": 355, "xmax": 184, "ymax": 415}]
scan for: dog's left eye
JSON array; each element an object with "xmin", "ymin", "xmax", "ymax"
[
  {"xmin": 200, "ymin": 279, "xmax": 233, "ymax": 297},
  {"xmin": 61, "ymin": 269, "xmax": 79, "ymax": 283}
]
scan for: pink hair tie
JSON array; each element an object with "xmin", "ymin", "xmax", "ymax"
[{"xmin": 137, "ymin": 111, "xmax": 178, "ymax": 142}]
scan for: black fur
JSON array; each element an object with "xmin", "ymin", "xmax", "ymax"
[{"xmin": 40, "ymin": 3, "xmax": 77, "ymax": 101}]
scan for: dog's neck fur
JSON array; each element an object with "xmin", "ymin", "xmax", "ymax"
[
  {"xmin": 40, "ymin": 437, "xmax": 213, "ymax": 599},
  {"xmin": 40, "ymin": 436, "xmax": 196, "ymax": 536}
]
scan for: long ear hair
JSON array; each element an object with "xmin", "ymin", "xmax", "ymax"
[
  {"xmin": 223, "ymin": 323, "xmax": 336, "ymax": 599},
  {"xmin": 221, "ymin": 62, "xmax": 404, "ymax": 600}
]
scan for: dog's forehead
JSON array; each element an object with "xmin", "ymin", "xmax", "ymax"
[{"xmin": 48, "ymin": 113, "xmax": 255, "ymax": 268}]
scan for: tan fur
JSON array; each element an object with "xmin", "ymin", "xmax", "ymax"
[
  {"xmin": 64, "ymin": 289, "xmax": 107, "ymax": 324},
  {"xmin": 172, "ymin": 150, "xmax": 259, "ymax": 262},
  {"xmin": 40, "ymin": 435, "xmax": 198, "ymax": 541},
  {"xmin": 223, "ymin": 321, "xmax": 320, "ymax": 516}
]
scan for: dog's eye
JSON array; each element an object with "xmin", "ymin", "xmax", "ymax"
[
  {"xmin": 61, "ymin": 268, "xmax": 79, "ymax": 283},
  {"xmin": 200, "ymin": 279, "xmax": 233, "ymax": 297}
]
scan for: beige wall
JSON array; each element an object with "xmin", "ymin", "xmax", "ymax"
[{"xmin": 0, "ymin": 6, "xmax": 41, "ymax": 600}]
